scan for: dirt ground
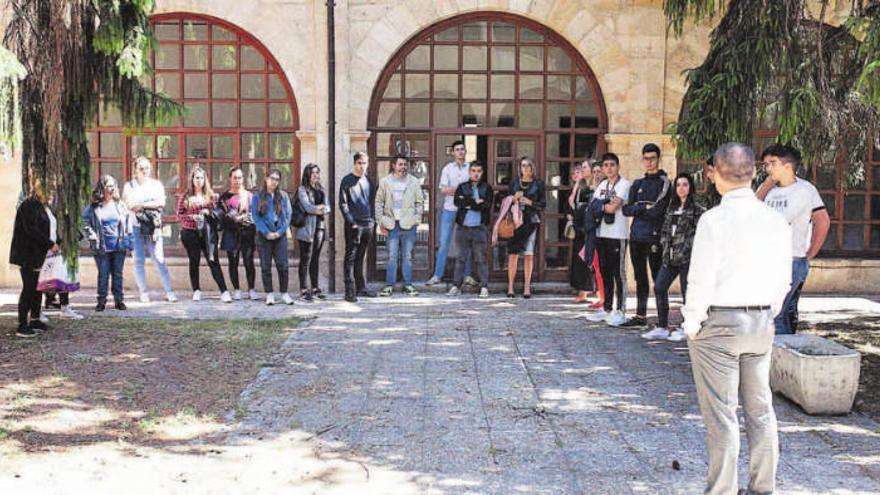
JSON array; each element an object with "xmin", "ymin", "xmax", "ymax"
[
  {"xmin": 0, "ymin": 315, "xmax": 300, "ymax": 451},
  {"xmin": 801, "ymin": 316, "xmax": 880, "ymax": 420}
]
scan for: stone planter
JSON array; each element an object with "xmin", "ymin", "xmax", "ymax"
[{"xmin": 770, "ymin": 335, "xmax": 861, "ymax": 415}]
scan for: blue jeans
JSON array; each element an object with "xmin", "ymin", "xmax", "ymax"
[
  {"xmin": 257, "ymin": 234, "xmax": 289, "ymax": 293},
  {"xmin": 775, "ymin": 257, "xmax": 809, "ymax": 334},
  {"xmin": 95, "ymin": 251, "xmax": 126, "ymax": 304},
  {"xmin": 386, "ymin": 223, "xmax": 417, "ymax": 286},
  {"xmin": 434, "ymin": 209, "xmax": 470, "ymax": 279},
  {"xmin": 133, "ymin": 226, "xmax": 174, "ymax": 295}
]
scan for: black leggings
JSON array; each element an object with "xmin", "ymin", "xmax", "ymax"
[
  {"xmin": 226, "ymin": 235, "xmax": 256, "ymax": 291},
  {"xmin": 298, "ymin": 229, "xmax": 325, "ymax": 291},
  {"xmin": 180, "ymin": 229, "xmax": 227, "ymax": 292},
  {"xmin": 18, "ymin": 268, "xmax": 41, "ymax": 327},
  {"xmin": 597, "ymin": 237, "xmax": 628, "ymax": 312}
]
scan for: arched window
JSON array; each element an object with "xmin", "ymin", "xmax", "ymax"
[
  {"xmin": 367, "ymin": 13, "xmax": 607, "ymax": 281},
  {"xmin": 88, "ymin": 14, "xmax": 299, "ymax": 247}
]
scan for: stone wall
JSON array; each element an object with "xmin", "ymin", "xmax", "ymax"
[{"xmin": 0, "ymin": 0, "xmax": 875, "ymax": 294}]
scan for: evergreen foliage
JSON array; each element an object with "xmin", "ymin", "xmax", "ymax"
[
  {"xmin": 1, "ymin": 0, "xmax": 182, "ymax": 269},
  {"xmin": 665, "ymin": 0, "xmax": 880, "ymax": 185}
]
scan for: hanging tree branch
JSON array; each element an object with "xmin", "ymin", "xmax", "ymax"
[
  {"xmin": 0, "ymin": 0, "xmax": 183, "ymax": 270},
  {"xmin": 665, "ymin": 0, "xmax": 880, "ymax": 186}
]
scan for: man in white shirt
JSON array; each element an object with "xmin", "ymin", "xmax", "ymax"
[
  {"xmin": 427, "ymin": 140, "xmax": 474, "ymax": 286},
  {"xmin": 122, "ymin": 156, "xmax": 177, "ymax": 303},
  {"xmin": 586, "ymin": 153, "xmax": 631, "ymax": 327},
  {"xmin": 683, "ymin": 143, "xmax": 791, "ymax": 495},
  {"xmin": 756, "ymin": 144, "xmax": 830, "ymax": 334}
]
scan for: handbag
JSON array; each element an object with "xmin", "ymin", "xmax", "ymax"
[
  {"xmin": 498, "ymin": 211, "xmax": 516, "ymax": 239},
  {"xmin": 37, "ymin": 254, "xmax": 81, "ymax": 293},
  {"xmin": 564, "ymin": 219, "xmax": 577, "ymax": 240}
]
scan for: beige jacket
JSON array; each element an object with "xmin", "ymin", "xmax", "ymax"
[{"xmin": 376, "ymin": 173, "xmax": 424, "ymax": 231}]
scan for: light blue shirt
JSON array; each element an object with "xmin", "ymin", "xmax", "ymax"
[{"xmin": 463, "ymin": 183, "xmax": 482, "ymax": 227}]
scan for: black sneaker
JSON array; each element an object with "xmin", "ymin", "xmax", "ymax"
[
  {"xmin": 312, "ymin": 288, "xmax": 326, "ymax": 300},
  {"xmin": 29, "ymin": 320, "xmax": 49, "ymax": 331},
  {"xmin": 300, "ymin": 290, "xmax": 314, "ymax": 302},
  {"xmin": 344, "ymin": 288, "xmax": 358, "ymax": 303},
  {"xmin": 16, "ymin": 325, "xmax": 36, "ymax": 338},
  {"xmin": 115, "ymin": 302, "xmax": 127, "ymax": 311},
  {"xmin": 357, "ymin": 289, "xmax": 378, "ymax": 298},
  {"xmin": 619, "ymin": 316, "xmax": 648, "ymax": 328},
  {"xmin": 95, "ymin": 302, "xmax": 106, "ymax": 312}
]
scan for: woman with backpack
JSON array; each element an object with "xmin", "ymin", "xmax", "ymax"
[
  {"xmin": 252, "ymin": 169, "xmax": 293, "ymax": 305},
  {"xmin": 294, "ymin": 163, "xmax": 329, "ymax": 302},
  {"xmin": 219, "ymin": 167, "xmax": 257, "ymax": 301},
  {"xmin": 641, "ymin": 173, "xmax": 705, "ymax": 342}
]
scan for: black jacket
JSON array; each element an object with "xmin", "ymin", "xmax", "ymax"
[
  {"xmin": 509, "ymin": 177, "xmax": 546, "ymax": 224},
  {"xmin": 454, "ymin": 181, "xmax": 494, "ymax": 226},
  {"xmin": 338, "ymin": 173, "xmax": 376, "ymax": 226},
  {"xmin": 622, "ymin": 170, "xmax": 671, "ymax": 243},
  {"xmin": 10, "ymin": 197, "xmax": 55, "ymax": 270}
]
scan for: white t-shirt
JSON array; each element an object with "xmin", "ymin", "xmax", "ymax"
[
  {"xmin": 45, "ymin": 206, "xmax": 57, "ymax": 244},
  {"xmin": 763, "ymin": 178, "xmax": 825, "ymax": 258},
  {"xmin": 439, "ymin": 161, "xmax": 470, "ymax": 211},
  {"xmin": 596, "ymin": 177, "xmax": 632, "ymax": 240},
  {"xmin": 123, "ymin": 177, "xmax": 166, "ymax": 210}
]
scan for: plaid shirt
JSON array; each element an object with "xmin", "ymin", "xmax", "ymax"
[{"xmin": 176, "ymin": 194, "xmax": 215, "ymax": 231}]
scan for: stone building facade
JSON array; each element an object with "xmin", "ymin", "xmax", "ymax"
[{"xmin": 0, "ymin": 0, "xmax": 876, "ymax": 293}]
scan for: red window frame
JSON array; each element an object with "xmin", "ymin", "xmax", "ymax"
[{"xmin": 88, "ymin": 13, "xmax": 300, "ymax": 252}]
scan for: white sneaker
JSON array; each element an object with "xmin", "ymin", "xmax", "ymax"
[
  {"xmin": 605, "ymin": 311, "xmax": 626, "ymax": 327},
  {"xmin": 641, "ymin": 326, "xmax": 671, "ymax": 340},
  {"xmin": 166, "ymin": 292, "xmax": 178, "ymax": 303},
  {"xmin": 667, "ymin": 329, "xmax": 687, "ymax": 342},
  {"xmin": 281, "ymin": 293, "xmax": 294, "ymax": 305},
  {"xmin": 479, "ymin": 288, "xmax": 489, "ymax": 298},
  {"xmin": 425, "ymin": 275, "xmax": 441, "ymax": 286},
  {"xmin": 233, "ymin": 289, "xmax": 243, "ymax": 301},
  {"xmin": 463, "ymin": 276, "xmax": 478, "ymax": 288},
  {"xmin": 192, "ymin": 290, "xmax": 201, "ymax": 302},
  {"xmin": 586, "ymin": 309, "xmax": 609, "ymax": 322},
  {"xmin": 266, "ymin": 293, "xmax": 276, "ymax": 306},
  {"xmin": 249, "ymin": 289, "xmax": 259, "ymax": 300},
  {"xmin": 61, "ymin": 306, "xmax": 84, "ymax": 320},
  {"xmin": 221, "ymin": 291, "xmax": 233, "ymax": 303},
  {"xmin": 139, "ymin": 293, "xmax": 151, "ymax": 303},
  {"xmin": 38, "ymin": 313, "xmax": 50, "ymax": 324},
  {"xmin": 446, "ymin": 286, "xmax": 461, "ymax": 296}
]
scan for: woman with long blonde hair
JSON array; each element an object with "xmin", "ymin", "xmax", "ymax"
[{"xmin": 506, "ymin": 157, "xmax": 545, "ymax": 298}]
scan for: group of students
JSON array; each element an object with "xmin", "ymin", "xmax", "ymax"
[
  {"xmin": 10, "ymin": 157, "xmax": 331, "ymax": 337},
  {"xmin": 337, "ymin": 141, "xmax": 548, "ymax": 303},
  {"xmin": 569, "ymin": 142, "xmax": 828, "ymax": 343}
]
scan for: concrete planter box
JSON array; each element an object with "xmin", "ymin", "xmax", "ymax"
[{"xmin": 770, "ymin": 335, "xmax": 861, "ymax": 415}]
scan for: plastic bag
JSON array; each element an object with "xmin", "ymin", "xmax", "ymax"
[{"xmin": 37, "ymin": 254, "xmax": 81, "ymax": 293}]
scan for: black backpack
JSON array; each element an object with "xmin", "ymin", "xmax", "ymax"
[{"xmin": 290, "ymin": 191, "xmax": 307, "ymax": 229}]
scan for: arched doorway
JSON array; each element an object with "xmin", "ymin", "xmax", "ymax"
[
  {"xmin": 367, "ymin": 12, "xmax": 607, "ymax": 283},
  {"xmin": 88, "ymin": 13, "xmax": 300, "ymax": 251}
]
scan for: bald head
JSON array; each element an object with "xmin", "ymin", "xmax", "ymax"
[{"xmin": 713, "ymin": 143, "xmax": 755, "ymax": 184}]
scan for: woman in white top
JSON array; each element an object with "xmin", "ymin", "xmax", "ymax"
[{"xmin": 122, "ymin": 156, "xmax": 177, "ymax": 303}]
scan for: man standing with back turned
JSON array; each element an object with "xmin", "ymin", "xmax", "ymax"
[{"xmin": 683, "ymin": 143, "xmax": 791, "ymax": 495}]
